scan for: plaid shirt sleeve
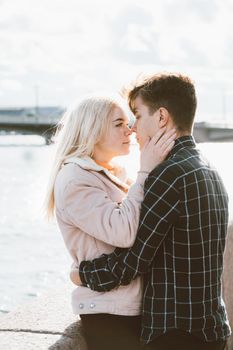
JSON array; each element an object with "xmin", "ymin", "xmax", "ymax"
[{"xmin": 79, "ymin": 164, "xmax": 180, "ymax": 292}]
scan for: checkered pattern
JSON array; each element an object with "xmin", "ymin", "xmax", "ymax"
[{"xmin": 80, "ymin": 136, "xmax": 231, "ymax": 344}]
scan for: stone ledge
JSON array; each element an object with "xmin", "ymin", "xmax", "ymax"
[
  {"xmin": 0, "ymin": 282, "xmax": 88, "ymax": 349},
  {"xmin": 0, "ymin": 282, "xmax": 76, "ymax": 333},
  {"xmin": 0, "ymin": 331, "xmax": 61, "ymax": 350}
]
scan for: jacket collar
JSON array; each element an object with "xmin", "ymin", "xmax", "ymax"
[{"xmin": 64, "ymin": 156, "xmax": 130, "ymax": 191}]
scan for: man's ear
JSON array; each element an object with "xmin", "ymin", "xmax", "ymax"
[{"xmin": 158, "ymin": 107, "xmax": 169, "ymax": 127}]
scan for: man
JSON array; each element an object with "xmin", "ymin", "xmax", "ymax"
[{"xmin": 77, "ymin": 73, "xmax": 231, "ymax": 349}]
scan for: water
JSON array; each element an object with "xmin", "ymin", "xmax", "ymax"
[
  {"xmin": 0, "ymin": 134, "xmax": 71, "ymax": 314},
  {"xmin": 0, "ymin": 134, "xmax": 233, "ymax": 314}
]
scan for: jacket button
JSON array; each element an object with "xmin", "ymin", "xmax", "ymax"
[
  {"xmin": 79, "ymin": 303, "xmax": 84, "ymax": 309},
  {"xmin": 90, "ymin": 303, "xmax": 96, "ymax": 309}
]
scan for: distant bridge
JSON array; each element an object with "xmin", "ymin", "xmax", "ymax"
[
  {"xmin": 0, "ymin": 107, "xmax": 64, "ymax": 144},
  {"xmin": 0, "ymin": 108, "xmax": 233, "ymax": 143}
]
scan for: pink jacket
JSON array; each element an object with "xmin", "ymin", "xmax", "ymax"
[{"xmin": 54, "ymin": 156, "xmax": 146, "ymax": 315}]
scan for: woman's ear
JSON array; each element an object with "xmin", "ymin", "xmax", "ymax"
[{"xmin": 158, "ymin": 107, "xmax": 169, "ymax": 128}]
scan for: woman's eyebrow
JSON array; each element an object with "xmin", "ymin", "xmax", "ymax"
[{"xmin": 112, "ymin": 117, "xmax": 125, "ymax": 122}]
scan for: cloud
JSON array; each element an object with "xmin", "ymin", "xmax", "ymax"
[
  {"xmin": 0, "ymin": 0, "xmax": 233, "ymax": 121},
  {"xmin": 161, "ymin": 0, "xmax": 219, "ymax": 22},
  {"xmin": 106, "ymin": 5, "xmax": 162, "ymax": 65},
  {"xmin": 0, "ymin": 79, "xmax": 22, "ymax": 91}
]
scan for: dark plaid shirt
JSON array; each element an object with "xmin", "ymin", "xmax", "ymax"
[{"xmin": 79, "ymin": 136, "xmax": 231, "ymax": 344}]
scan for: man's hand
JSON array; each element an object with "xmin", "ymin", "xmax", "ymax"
[{"xmin": 70, "ymin": 267, "xmax": 82, "ymax": 286}]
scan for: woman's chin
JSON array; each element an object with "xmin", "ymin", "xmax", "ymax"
[
  {"xmin": 115, "ymin": 150, "xmax": 130, "ymax": 158},
  {"xmin": 122, "ymin": 148, "xmax": 130, "ymax": 155},
  {"xmin": 118, "ymin": 145, "xmax": 130, "ymax": 155}
]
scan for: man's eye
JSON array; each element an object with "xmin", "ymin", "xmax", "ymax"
[{"xmin": 116, "ymin": 123, "xmax": 123, "ymax": 127}]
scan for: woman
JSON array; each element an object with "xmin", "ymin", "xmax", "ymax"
[{"xmin": 46, "ymin": 95, "xmax": 176, "ymax": 350}]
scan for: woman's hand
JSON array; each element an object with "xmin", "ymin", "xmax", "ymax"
[{"xmin": 140, "ymin": 127, "xmax": 176, "ymax": 173}]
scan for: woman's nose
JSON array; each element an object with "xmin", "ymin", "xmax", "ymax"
[{"xmin": 125, "ymin": 125, "xmax": 132, "ymax": 135}]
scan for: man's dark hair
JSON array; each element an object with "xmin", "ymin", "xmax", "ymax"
[{"xmin": 125, "ymin": 73, "xmax": 197, "ymax": 132}]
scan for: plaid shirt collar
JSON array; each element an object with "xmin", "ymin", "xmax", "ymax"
[{"xmin": 168, "ymin": 134, "xmax": 196, "ymax": 159}]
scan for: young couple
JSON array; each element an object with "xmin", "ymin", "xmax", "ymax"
[{"xmin": 46, "ymin": 73, "xmax": 230, "ymax": 350}]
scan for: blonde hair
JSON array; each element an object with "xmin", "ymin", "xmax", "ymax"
[{"xmin": 45, "ymin": 95, "xmax": 121, "ymax": 218}]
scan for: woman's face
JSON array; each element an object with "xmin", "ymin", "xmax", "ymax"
[{"xmin": 94, "ymin": 105, "xmax": 132, "ymax": 160}]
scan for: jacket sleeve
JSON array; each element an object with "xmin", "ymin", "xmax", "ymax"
[
  {"xmin": 79, "ymin": 167, "xmax": 180, "ymax": 291},
  {"xmin": 62, "ymin": 172, "xmax": 146, "ymax": 248}
]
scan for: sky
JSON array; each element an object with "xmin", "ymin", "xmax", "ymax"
[{"xmin": 0, "ymin": 0, "xmax": 233, "ymax": 121}]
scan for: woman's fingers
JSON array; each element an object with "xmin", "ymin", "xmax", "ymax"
[
  {"xmin": 148, "ymin": 128, "xmax": 176, "ymax": 153},
  {"xmin": 140, "ymin": 128, "xmax": 177, "ymax": 172},
  {"xmin": 159, "ymin": 129, "xmax": 176, "ymax": 151},
  {"xmin": 150, "ymin": 127, "xmax": 167, "ymax": 145},
  {"xmin": 156, "ymin": 128, "xmax": 176, "ymax": 147},
  {"xmin": 150, "ymin": 128, "xmax": 176, "ymax": 147},
  {"xmin": 161, "ymin": 140, "xmax": 175, "ymax": 157}
]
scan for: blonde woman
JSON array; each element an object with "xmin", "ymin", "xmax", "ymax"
[{"xmin": 46, "ymin": 95, "xmax": 176, "ymax": 350}]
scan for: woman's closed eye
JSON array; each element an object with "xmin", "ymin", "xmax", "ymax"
[{"xmin": 116, "ymin": 122, "xmax": 129, "ymax": 128}]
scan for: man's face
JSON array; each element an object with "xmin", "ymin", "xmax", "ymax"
[{"xmin": 131, "ymin": 96, "xmax": 160, "ymax": 149}]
